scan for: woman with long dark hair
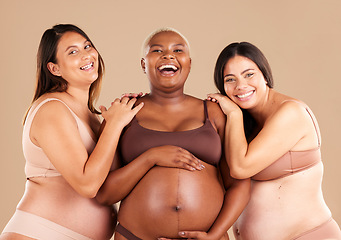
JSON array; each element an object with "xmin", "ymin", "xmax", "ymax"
[
  {"xmin": 208, "ymin": 42, "xmax": 341, "ymax": 239},
  {"xmin": 0, "ymin": 24, "xmax": 142, "ymax": 240}
]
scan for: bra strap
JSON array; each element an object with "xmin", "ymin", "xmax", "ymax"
[
  {"xmin": 203, "ymin": 100, "xmax": 209, "ymax": 120},
  {"xmin": 281, "ymin": 99, "xmax": 321, "ymax": 147}
]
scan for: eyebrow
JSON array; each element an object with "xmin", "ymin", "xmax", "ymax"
[
  {"xmin": 224, "ymin": 68, "xmax": 255, "ymax": 78},
  {"xmin": 149, "ymin": 43, "xmax": 185, "ymax": 48},
  {"xmin": 65, "ymin": 40, "xmax": 90, "ymax": 52}
]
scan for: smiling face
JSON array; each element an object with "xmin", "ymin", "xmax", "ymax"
[
  {"xmin": 141, "ymin": 31, "xmax": 191, "ymax": 93},
  {"xmin": 47, "ymin": 31, "xmax": 99, "ymax": 89},
  {"xmin": 223, "ymin": 55, "xmax": 268, "ymax": 109}
]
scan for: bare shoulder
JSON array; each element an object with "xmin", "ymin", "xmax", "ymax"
[
  {"xmin": 275, "ymin": 98, "xmax": 310, "ymax": 119},
  {"xmin": 34, "ymin": 98, "xmax": 72, "ymax": 117},
  {"xmin": 206, "ymin": 100, "xmax": 226, "ymax": 134},
  {"xmin": 31, "ymin": 98, "xmax": 77, "ymax": 131},
  {"xmin": 267, "ymin": 97, "xmax": 315, "ymax": 133}
]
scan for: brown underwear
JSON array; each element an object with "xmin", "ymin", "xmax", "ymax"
[
  {"xmin": 293, "ymin": 218, "xmax": 341, "ymax": 240},
  {"xmin": 116, "ymin": 223, "xmax": 142, "ymax": 240}
]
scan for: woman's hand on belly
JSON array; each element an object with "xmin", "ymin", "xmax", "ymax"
[{"xmin": 144, "ymin": 145, "xmax": 205, "ymax": 171}]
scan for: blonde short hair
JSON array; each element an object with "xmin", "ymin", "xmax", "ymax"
[{"xmin": 141, "ymin": 27, "xmax": 190, "ymax": 57}]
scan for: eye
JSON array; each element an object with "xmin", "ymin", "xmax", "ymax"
[
  {"xmin": 224, "ymin": 77, "xmax": 235, "ymax": 83},
  {"xmin": 174, "ymin": 49, "xmax": 183, "ymax": 53},
  {"xmin": 69, "ymin": 50, "xmax": 77, "ymax": 55},
  {"xmin": 245, "ymin": 73, "xmax": 254, "ymax": 78},
  {"xmin": 85, "ymin": 44, "xmax": 92, "ymax": 50},
  {"xmin": 151, "ymin": 49, "xmax": 162, "ymax": 53}
]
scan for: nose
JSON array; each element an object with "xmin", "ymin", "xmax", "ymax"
[
  {"xmin": 162, "ymin": 50, "xmax": 175, "ymax": 59},
  {"xmin": 81, "ymin": 50, "xmax": 91, "ymax": 60},
  {"xmin": 236, "ymin": 78, "xmax": 248, "ymax": 90}
]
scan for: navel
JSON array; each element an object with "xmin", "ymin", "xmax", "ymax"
[{"xmin": 174, "ymin": 205, "xmax": 181, "ymax": 211}]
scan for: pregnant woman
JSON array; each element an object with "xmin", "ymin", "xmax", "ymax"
[{"xmin": 96, "ymin": 28, "xmax": 250, "ymax": 240}]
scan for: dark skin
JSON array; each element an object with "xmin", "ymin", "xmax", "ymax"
[{"xmin": 96, "ymin": 31, "xmax": 250, "ymax": 240}]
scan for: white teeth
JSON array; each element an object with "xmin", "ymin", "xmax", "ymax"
[
  {"xmin": 158, "ymin": 64, "xmax": 178, "ymax": 71},
  {"xmin": 80, "ymin": 62, "xmax": 93, "ymax": 70},
  {"xmin": 237, "ymin": 91, "xmax": 253, "ymax": 98}
]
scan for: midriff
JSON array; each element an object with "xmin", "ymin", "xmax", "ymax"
[
  {"xmin": 118, "ymin": 162, "xmax": 225, "ymax": 240},
  {"xmin": 233, "ymin": 162, "xmax": 331, "ymax": 240},
  {"xmin": 17, "ymin": 176, "xmax": 115, "ymax": 240}
]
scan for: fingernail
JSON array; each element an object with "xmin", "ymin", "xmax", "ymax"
[
  {"xmin": 200, "ymin": 164, "xmax": 205, "ymax": 169},
  {"xmin": 179, "ymin": 232, "xmax": 185, "ymax": 236}
]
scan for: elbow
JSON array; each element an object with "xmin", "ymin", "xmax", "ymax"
[
  {"xmin": 230, "ymin": 165, "xmax": 253, "ymax": 180},
  {"xmin": 96, "ymin": 190, "xmax": 115, "ymax": 205},
  {"xmin": 95, "ymin": 185, "xmax": 120, "ymax": 205},
  {"xmin": 95, "ymin": 193, "xmax": 107, "ymax": 205},
  {"xmin": 96, "ymin": 195, "xmax": 118, "ymax": 206},
  {"xmin": 77, "ymin": 184, "xmax": 99, "ymax": 199},
  {"xmin": 75, "ymin": 179, "xmax": 102, "ymax": 199}
]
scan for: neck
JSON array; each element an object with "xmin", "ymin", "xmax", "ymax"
[
  {"xmin": 148, "ymin": 88, "xmax": 187, "ymax": 106},
  {"xmin": 66, "ymin": 86, "xmax": 90, "ymax": 109}
]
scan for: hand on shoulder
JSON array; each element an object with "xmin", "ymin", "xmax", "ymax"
[{"xmin": 205, "ymin": 100, "xmax": 226, "ymax": 136}]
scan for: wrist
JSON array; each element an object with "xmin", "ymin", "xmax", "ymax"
[
  {"xmin": 103, "ymin": 119, "xmax": 126, "ymax": 131},
  {"xmin": 207, "ymin": 229, "xmax": 226, "ymax": 240},
  {"xmin": 226, "ymin": 109, "xmax": 243, "ymax": 119},
  {"xmin": 140, "ymin": 149, "xmax": 156, "ymax": 168}
]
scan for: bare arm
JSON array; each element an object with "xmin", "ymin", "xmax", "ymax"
[
  {"xmin": 208, "ymin": 93, "xmax": 317, "ymax": 179},
  {"xmin": 206, "ymin": 102, "xmax": 251, "ymax": 239},
  {"xmin": 96, "ymin": 144, "xmax": 205, "ymax": 205},
  {"xmin": 31, "ymin": 97, "xmax": 143, "ymax": 198}
]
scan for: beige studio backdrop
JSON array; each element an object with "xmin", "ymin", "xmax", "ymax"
[{"xmin": 1, "ymin": 0, "xmax": 340, "ymax": 239}]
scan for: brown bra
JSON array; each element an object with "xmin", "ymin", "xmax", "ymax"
[{"xmin": 119, "ymin": 101, "xmax": 222, "ymax": 167}]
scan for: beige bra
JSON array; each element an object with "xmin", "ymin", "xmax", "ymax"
[
  {"xmin": 23, "ymin": 98, "xmax": 96, "ymax": 179},
  {"xmin": 252, "ymin": 100, "xmax": 321, "ymax": 181}
]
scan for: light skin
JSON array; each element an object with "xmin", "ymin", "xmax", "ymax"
[
  {"xmin": 208, "ymin": 55, "xmax": 320, "ymax": 179},
  {"xmin": 206, "ymin": 54, "xmax": 337, "ymax": 239},
  {"xmin": 97, "ymin": 31, "xmax": 250, "ymax": 240},
  {"xmin": 0, "ymin": 31, "xmax": 143, "ymax": 240},
  {"xmin": 35, "ymin": 31, "xmax": 144, "ymax": 198}
]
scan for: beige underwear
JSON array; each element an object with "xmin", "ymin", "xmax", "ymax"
[
  {"xmin": 2, "ymin": 209, "xmax": 92, "ymax": 240},
  {"xmin": 293, "ymin": 218, "xmax": 341, "ymax": 240}
]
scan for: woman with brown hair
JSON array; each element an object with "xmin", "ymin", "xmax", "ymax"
[{"xmin": 0, "ymin": 24, "xmax": 142, "ymax": 240}]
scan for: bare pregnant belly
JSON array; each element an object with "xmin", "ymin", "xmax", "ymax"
[{"xmin": 117, "ymin": 163, "xmax": 225, "ymax": 239}]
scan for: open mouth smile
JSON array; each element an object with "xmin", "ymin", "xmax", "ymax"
[
  {"xmin": 236, "ymin": 90, "xmax": 254, "ymax": 100},
  {"xmin": 157, "ymin": 64, "xmax": 179, "ymax": 75},
  {"xmin": 80, "ymin": 62, "xmax": 94, "ymax": 70}
]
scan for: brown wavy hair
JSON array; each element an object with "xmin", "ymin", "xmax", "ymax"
[{"xmin": 25, "ymin": 24, "xmax": 104, "ymax": 122}]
